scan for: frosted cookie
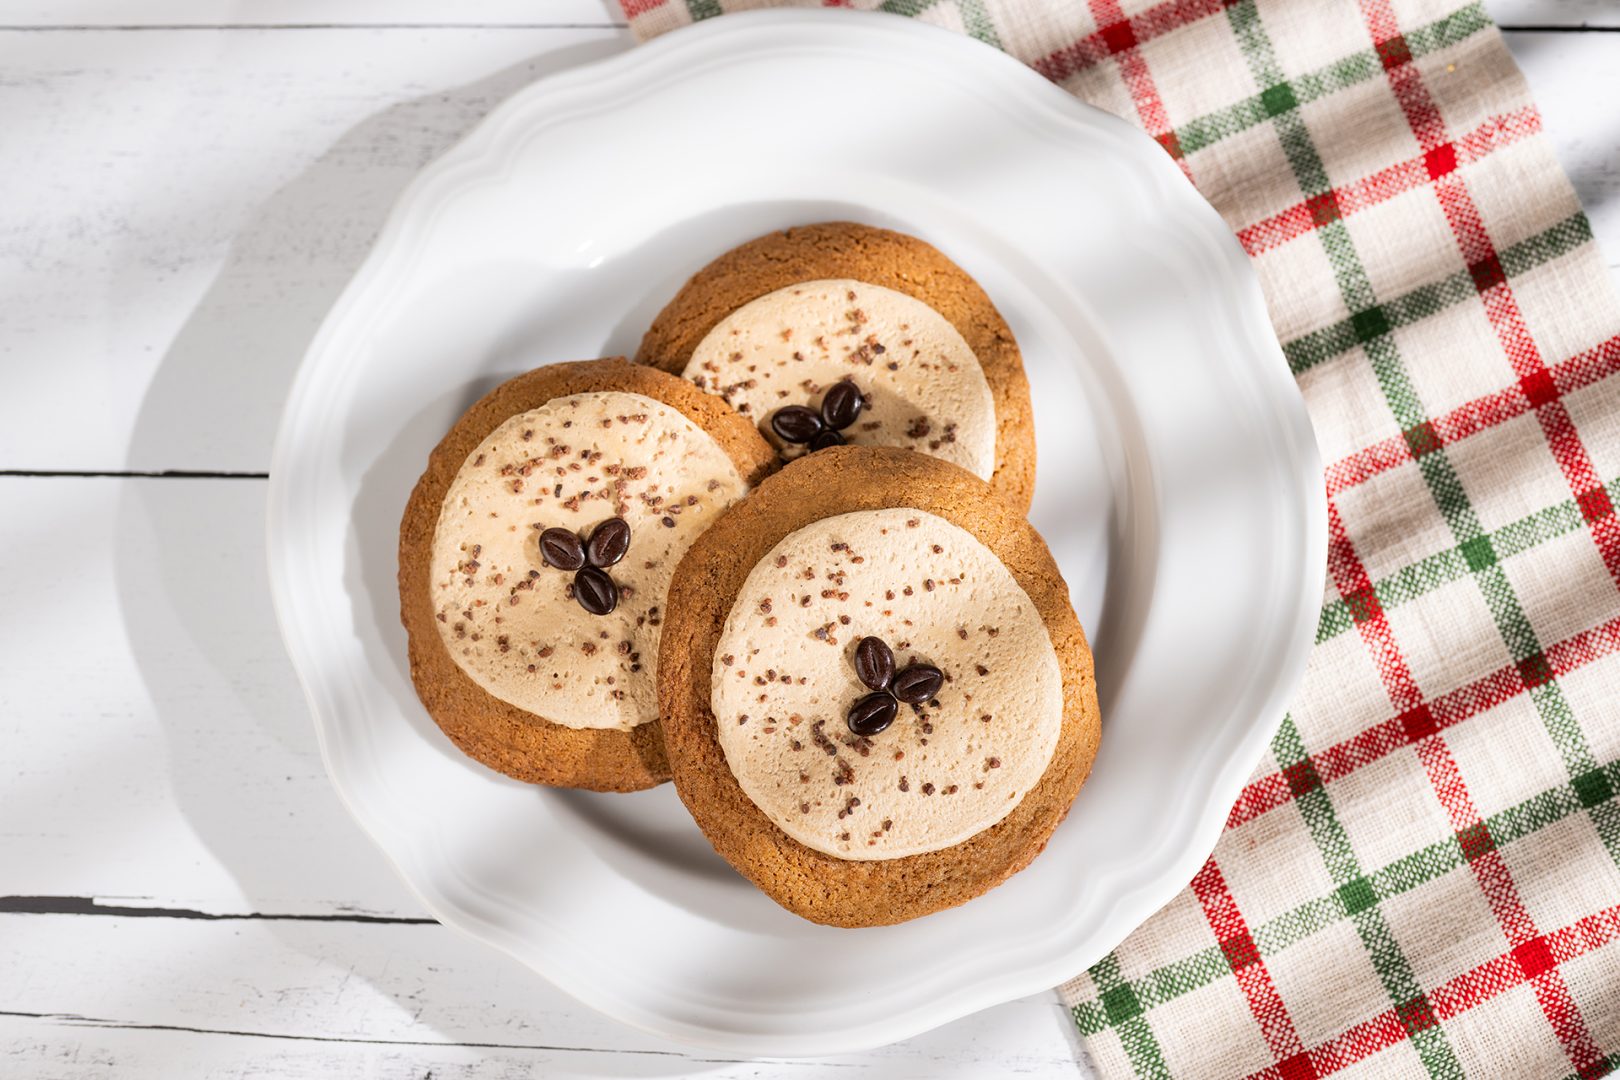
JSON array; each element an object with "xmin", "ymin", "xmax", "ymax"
[
  {"xmin": 399, "ymin": 358, "xmax": 776, "ymax": 791},
  {"xmin": 635, "ymin": 222, "xmax": 1036, "ymax": 511},
  {"xmin": 659, "ymin": 447, "xmax": 1099, "ymax": 925}
]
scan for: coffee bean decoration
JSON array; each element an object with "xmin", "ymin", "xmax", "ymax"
[
  {"xmin": 820, "ymin": 380, "xmax": 864, "ymax": 430},
  {"xmin": 892, "ymin": 664, "xmax": 945, "ymax": 705},
  {"xmin": 537, "ymin": 517, "xmax": 634, "ymax": 615},
  {"xmin": 770, "ymin": 405, "xmax": 823, "ymax": 444},
  {"xmin": 585, "ymin": 517, "xmax": 631, "ymax": 568},
  {"xmin": 539, "ymin": 527, "xmax": 586, "ymax": 571},
  {"xmin": 574, "ymin": 566, "xmax": 619, "ymax": 616},
  {"xmin": 809, "ymin": 429, "xmax": 845, "ymax": 451},
  {"xmin": 768, "ymin": 380, "xmax": 866, "ymax": 458},
  {"xmin": 843, "ymin": 635, "xmax": 945, "ymax": 736},
  {"xmin": 848, "ymin": 692, "xmax": 899, "ymax": 737},
  {"xmin": 854, "ymin": 636, "xmax": 895, "ymax": 691}
]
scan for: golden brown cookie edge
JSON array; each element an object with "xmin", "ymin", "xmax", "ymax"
[
  {"xmin": 659, "ymin": 446, "xmax": 1099, "ymax": 924},
  {"xmin": 633, "ymin": 222, "xmax": 1036, "ymax": 512},
  {"xmin": 399, "ymin": 357, "xmax": 779, "ymax": 792}
]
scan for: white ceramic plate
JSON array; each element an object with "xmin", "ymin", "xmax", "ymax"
[{"xmin": 268, "ymin": 10, "xmax": 1324, "ymax": 1056}]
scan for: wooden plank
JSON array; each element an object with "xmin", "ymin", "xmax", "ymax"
[
  {"xmin": 0, "ymin": 917, "xmax": 1088, "ymax": 1077},
  {"xmin": 0, "ymin": 477, "xmax": 419, "ymax": 916},
  {"xmin": 0, "ymin": 26, "xmax": 631, "ymax": 474},
  {"xmin": 1491, "ymin": 0, "xmax": 1619, "ymax": 30},
  {"xmin": 0, "ymin": 0, "xmax": 624, "ymax": 27},
  {"xmin": 0, "ymin": 1018, "xmax": 1090, "ymax": 1079}
]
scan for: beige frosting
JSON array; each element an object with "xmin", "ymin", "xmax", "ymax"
[
  {"xmin": 681, "ymin": 279, "xmax": 996, "ymax": 478},
  {"xmin": 711, "ymin": 509, "xmax": 1062, "ymax": 860},
  {"xmin": 431, "ymin": 391, "xmax": 746, "ymax": 730}
]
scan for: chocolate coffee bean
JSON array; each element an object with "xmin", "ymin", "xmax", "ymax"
[
  {"xmin": 573, "ymin": 566, "xmax": 619, "ymax": 616},
  {"xmin": 808, "ymin": 429, "xmax": 845, "ymax": 451},
  {"xmin": 820, "ymin": 381, "xmax": 864, "ymax": 430},
  {"xmin": 770, "ymin": 405, "xmax": 823, "ymax": 444},
  {"xmin": 847, "ymin": 692, "xmax": 899, "ymax": 737},
  {"xmin": 854, "ymin": 636, "xmax": 895, "ymax": 691},
  {"xmin": 585, "ymin": 517, "xmax": 631, "ymax": 568},
  {"xmin": 892, "ymin": 664, "xmax": 945, "ymax": 705},
  {"xmin": 539, "ymin": 527, "xmax": 586, "ymax": 571}
]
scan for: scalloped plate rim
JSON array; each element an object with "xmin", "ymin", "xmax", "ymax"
[{"xmin": 267, "ymin": 10, "xmax": 1325, "ymax": 1056}]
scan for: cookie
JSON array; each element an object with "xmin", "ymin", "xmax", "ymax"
[
  {"xmin": 659, "ymin": 447, "xmax": 1099, "ymax": 925},
  {"xmin": 635, "ymin": 222, "xmax": 1036, "ymax": 511},
  {"xmin": 399, "ymin": 358, "xmax": 776, "ymax": 791}
]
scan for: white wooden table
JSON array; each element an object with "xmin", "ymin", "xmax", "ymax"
[{"xmin": 1, "ymin": 2, "xmax": 1613, "ymax": 1076}]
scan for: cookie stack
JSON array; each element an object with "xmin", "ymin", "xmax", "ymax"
[{"xmin": 399, "ymin": 223, "xmax": 1101, "ymax": 926}]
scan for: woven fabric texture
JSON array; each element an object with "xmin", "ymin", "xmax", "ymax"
[{"xmin": 622, "ymin": 2, "xmax": 1620, "ymax": 1075}]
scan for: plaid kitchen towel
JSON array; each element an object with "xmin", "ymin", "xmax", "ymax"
[{"xmin": 625, "ymin": 1, "xmax": 1620, "ymax": 1076}]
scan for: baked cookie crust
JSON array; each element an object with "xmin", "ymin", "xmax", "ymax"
[
  {"xmin": 634, "ymin": 222, "xmax": 1036, "ymax": 511},
  {"xmin": 659, "ymin": 447, "xmax": 1099, "ymax": 924},
  {"xmin": 399, "ymin": 358, "xmax": 777, "ymax": 791}
]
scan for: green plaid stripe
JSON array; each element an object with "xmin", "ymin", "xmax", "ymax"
[
  {"xmin": 1072, "ymin": 753, "xmax": 1620, "ymax": 1041},
  {"xmin": 1270, "ymin": 719, "xmax": 1465, "ymax": 1074},
  {"xmin": 1228, "ymin": 3, "xmax": 1620, "ymax": 1070},
  {"xmin": 880, "ymin": 0, "xmax": 1004, "ymax": 44},
  {"xmin": 1562, "ymin": 1054, "xmax": 1620, "ymax": 1080},
  {"xmin": 1218, "ymin": 5, "xmax": 1472, "ymax": 1073},
  {"xmin": 878, "ymin": 0, "xmax": 945, "ymax": 18},
  {"xmin": 1227, "ymin": 0, "xmax": 1620, "ymax": 900},
  {"xmin": 1085, "ymin": 953, "xmax": 1173, "ymax": 1078},
  {"xmin": 958, "ymin": 0, "xmax": 1004, "ymax": 47},
  {"xmin": 1317, "ymin": 475, "xmax": 1620, "ymax": 644},
  {"xmin": 1286, "ymin": 213, "xmax": 1594, "ymax": 376},
  {"xmin": 1175, "ymin": 2, "xmax": 1489, "ymax": 160}
]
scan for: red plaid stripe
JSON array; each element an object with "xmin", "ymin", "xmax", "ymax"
[
  {"xmin": 1305, "ymin": 499, "xmax": 1610, "ymax": 1076},
  {"xmin": 1193, "ymin": 860, "xmax": 1310, "ymax": 1065},
  {"xmin": 1325, "ymin": 333, "xmax": 1620, "ymax": 497},
  {"xmin": 1245, "ymin": 902, "xmax": 1620, "ymax": 1079},
  {"xmin": 1354, "ymin": 0, "xmax": 1620, "ymax": 597},
  {"xmin": 1083, "ymin": 0, "xmax": 1195, "ymax": 181},
  {"xmin": 1413, "ymin": 736, "xmax": 1605, "ymax": 1070},
  {"xmin": 1313, "ymin": 11, "xmax": 1613, "ymax": 1038},
  {"xmin": 1236, "ymin": 107, "xmax": 1540, "ymax": 256},
  {"xmin": 1327, "ymin": 502, "xmax": 1423, "ymax": 710},
  {"xmin": 1033, "ymin": 0, "xmax": 1240, "ymax": 83},
  {"xmin": 1228, "ymin": 611, "xmax": 1620, "ymax": 831},
  {"xmin": 1324, "ymin": 478, "xmax": 1603, "ymax": 1074}
]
